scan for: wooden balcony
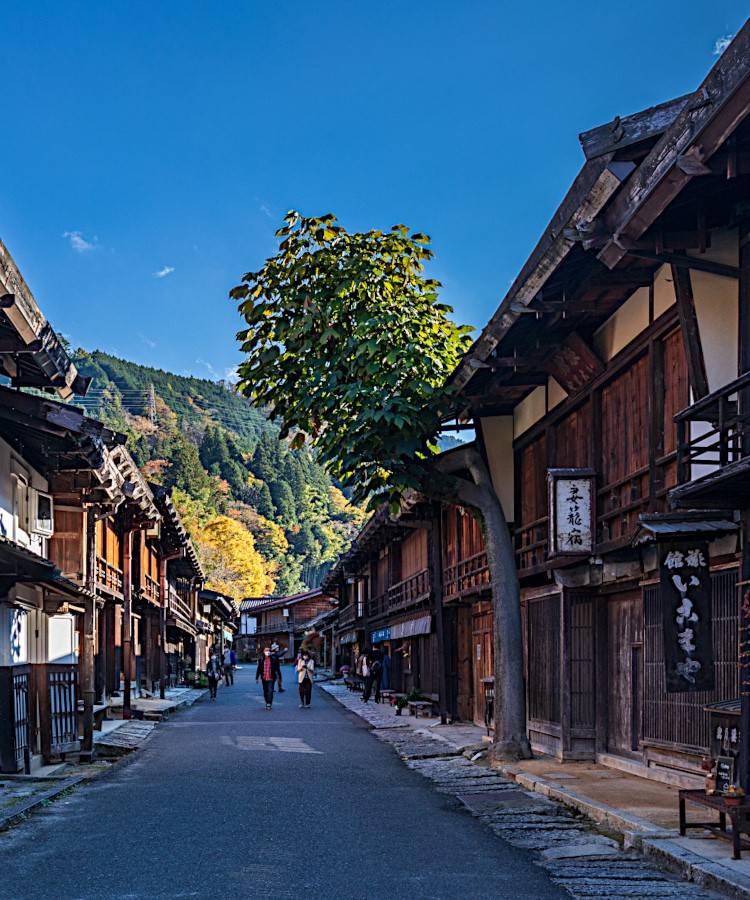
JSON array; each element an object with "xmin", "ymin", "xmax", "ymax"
[
  {"xmin": 338, "ymin": 603, "xmax": 362, "ymax": 630},
  {"xmin": 516, "ymin": 516, "xmax": 548, "ymax": 573},
  {"xmin": 444, "ymin": 551, "xmax": 490, "ymax": 601},
  {"xmin": 143, "ymin": 573, "xmax": 159, "ymax": 606},
  {"xmin": 670, "ymin": 370, "xmax": 750, "ymax": 509},
  {"xmin": 366, "ymin": 568, "xmax": 431, "ymax": 623},
  {"xmin": 256, "ymin": 620, "xmax": 293, "ymax": 635},
  {"xmin": 96, "ymin": 555, "xmax": 123, "ymax": 598},
  {"xmin": 168, "ymin": 584, "xmax": 193, "ymax": 625}
]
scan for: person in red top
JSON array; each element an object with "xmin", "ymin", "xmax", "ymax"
[{"xmin": 256, "ymin": 646, "xmax": 281, "ymax": 709}]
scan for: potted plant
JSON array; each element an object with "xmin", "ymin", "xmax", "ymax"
[
  {"xmin": 724, "ymin": 785, "xmax": 745, "ymax": 807},
  {"xmin": 391, "ymin": 696, "xmax": 408, "ymax": 716}
]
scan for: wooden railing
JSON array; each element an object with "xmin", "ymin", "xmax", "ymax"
[
  {"xmin": 674, "ymin": 370, "xmax": 750, "ymax": 483},
  {"xmin": 256, "ymin": 620, "xmax": 293, "ymax": 634},
  {"xmin": 96, "ymin": 556, "xmax": 123, "ymax": 596},
  {"xmin": 338, "ymin": 604, "xmax": 361, "ymax": 629},
  {"xmin": 168, "ymin": 584, "xmax": 193, "ymax": 624},
  {"xmin": 444, "ymin": 550, "xmax": 490, "ymax": 600},
  {"xmin": 367, "ymin": 569, "xmax": 431, "ymax": 622},
  {"xmin": 48, "ymin": 664, "xmax": 77, "ymax": 753},
  {"xmin": 597, "ymin": 464, "xmax": 651, "ymax": 545},
  {"xmin": 144, "ymin": 573, "xmax": 159, "ymax": 605},
  {"xmin": 516, "ymin": 516, "xmax": 548, "ymax": 572}
]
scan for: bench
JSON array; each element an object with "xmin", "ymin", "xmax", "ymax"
[
  {"xmin": 77, "ymin": 702, "xmax": 109, "ymax": 735},
  {"xmin": 408, "ymin": 700, "xmax": 433, "ymax": 718},
  {"xmin": 345, "ymin": 676, "xmax": 366, "ymax": 693},
  {"xmin": 378, "ymin": 690, "xmax": 396, "ymax": 704},
  {"xmin": 680, "ymin": 789, "xmax": 750, "ymax": 860}
]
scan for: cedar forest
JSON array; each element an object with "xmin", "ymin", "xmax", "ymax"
[{"xmin": 68, "ymin": 349, "xmax": 368, "ymax": 601}]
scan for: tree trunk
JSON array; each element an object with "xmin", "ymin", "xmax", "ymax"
[{"xmin": 433, "ymin": 446, "xmax": 532, "ymax": 761}]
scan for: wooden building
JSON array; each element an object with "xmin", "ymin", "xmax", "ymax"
[
  {"xmin": 243, "ymin": 588, "xmax": 335, "ymax": 661},
  {"xmin": 327, "ymin": 23, "xmax": 750, "ymax": 786},
  {"xmin": 445, "ymin": 22, "xmax": 750, "ymax": 783},
  {"xmin": 0, "ymin": 233, "xmax": 209, "ymax": 771}
]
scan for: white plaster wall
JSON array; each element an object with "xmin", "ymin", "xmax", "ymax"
[
  {"xmin": 594, "ymin": 286, "xmax": 650, "ymax": 362},
  {"xmin": 548, "ymin": 376, "xmax": 567, "ymax": 410},
  {"xmin": 0, "ymin": 435, "xmax": 49, "ymax": 556},
  {"xmin": 514, "ymin": 385, "xmax": 546, "ymax": 438},
  {"xmin": 48, "ymin": 614, "xmax": 75, "ymax": 663},
  {"xmin": 653, "ymin": 264, "xmax": 676, "ymax": 318},
  {"xmin": 480, "ymin": 416, "xmax": 514, "ymax": 520},
  {"xmin": 692, "ymin": 270, "xmax": 738, "ymax": 392}
]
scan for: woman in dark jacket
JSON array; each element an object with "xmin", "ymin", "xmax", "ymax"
[{"xmin": 256, "ymin": 646, "xmax": 282, "ymax": 709}]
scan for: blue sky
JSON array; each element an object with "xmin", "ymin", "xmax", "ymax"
[{"xmin": 1, "ymin": 2, "xmax": 747, "ymax": 381}]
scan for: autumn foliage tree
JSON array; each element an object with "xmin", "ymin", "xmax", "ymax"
[
  {"xmin": 198, "ymin": 516, "xmax": 273, "ymax": 601},
  {"xmin": 232, "ymin": 211, "xmax": 532, "ymax": 761}
]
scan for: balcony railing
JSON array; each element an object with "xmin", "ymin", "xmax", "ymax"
[
  {"xmin": 444, "ymin": 550, "xmax": 490, "ymax": 600},
  {"xmin": 516, "ymin": 516, "xmax": 548, "ymax": 572},
  {"xmin": 168, "ymin": 584, "xmax": 193, "ymax": 624},
  {"xmin": 96, "ymin": 556, "xmax": 123, "ymax": 597},
  {"xmin": 256, "ymin": 620, "xmax": 294, "ymax": 634},
  {"xmin": 671, "ymin": 370, "xmax": 750, "ymax": 508},
  {"xmin": 338, "ymin": 603, "xmax": 361, "ymax": 629},
  {"xmin": 367, "ymin": 568, "xmax": 431, "ymax": 623},
  {"xmin": 143, "ymin": 573, "xmax": 159, "ymax": 605}
]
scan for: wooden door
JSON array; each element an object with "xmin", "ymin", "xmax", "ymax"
[
  {"xmin": 472, "ymin": 606, "xmax": 493, "ymax": 727},
  {"xmin": 457, "ymin": 607, "xmax": 473, "ymax": 722},
  {"xmin": 607, "ymin": 591, "xmax": 643, "ymax": 758}
]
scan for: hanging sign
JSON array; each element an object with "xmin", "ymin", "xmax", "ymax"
[
  {"xmin": 546, "ymin": 333, "xmax": 604, "ymax": 395},
  {"xmin": 659, "ymin": 540, "xmax": 714, "ymax": 693},
  {"xmin": 547, "ymin": 468, "xmax": 596, "ymax": 557}
]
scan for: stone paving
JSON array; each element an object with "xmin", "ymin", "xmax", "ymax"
[{"xmin": 320, "ymin": 682, "xmax": 724, "ymax": 899}]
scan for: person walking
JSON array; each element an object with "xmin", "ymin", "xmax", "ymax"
[
  {"xmin": 206, "ymin": 650, "xmax": 222, "ymax": 700},
  {"xmin": 256, "ymin": 646, "xmax": 281, "ymax": 709},
  {"xmin": 296, "ymin": 649, "xmax": 314, "ymax": 708},
  {"xmin": 271, "ymin": 642, "xmax": 285, "ymax": 692},
  {"xmin": 223, "ymin": 644, "xmax": 236, "ymax": 686},
  {"xmin": 362, "ymin": 645, "xmax": 383, "ymax": 704}
]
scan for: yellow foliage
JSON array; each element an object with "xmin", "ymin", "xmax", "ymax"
[
  {"xmin": 328, "ymin": 486, "xmax": 367, "ymax": 527},
  {"xmin": 197, "ymin": 515, "xmax": 274, "ymax": 600}
]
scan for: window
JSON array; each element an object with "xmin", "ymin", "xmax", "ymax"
[{"xmin": 34, "ymin": 491, "xmax": 54, "ymax": 536}]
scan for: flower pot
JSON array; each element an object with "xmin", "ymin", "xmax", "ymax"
[{"xmin": 725, "ymin": 796, "xmax": 743, "ymax": 807}]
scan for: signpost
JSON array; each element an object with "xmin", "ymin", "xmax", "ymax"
[{"xmin": 547, "ymin": 468, "xmax": 597, "ymax": 558}]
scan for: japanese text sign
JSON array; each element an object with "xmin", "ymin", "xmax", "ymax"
[
  {"xmin": 548, "ymin": 468, "xmax": 596, "ymax": 557},
  {"xmin": 660, "ymin": 540, "xmax": 714, "ymax": 693}
]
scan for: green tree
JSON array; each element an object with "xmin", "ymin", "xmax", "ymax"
[
  {"xmin": 232, "ymin": 211, "xmax": 530, "ymax": 762},
  {"xmin": 269, "ymin": 480, "xmax": 296, "ymax": 525},
  {"xmin": 255, "ymin": 482, "xmax": 275, "ymax": 520}
]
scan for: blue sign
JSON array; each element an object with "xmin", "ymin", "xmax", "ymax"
[{"xmin": 370, "ymin": 627, "xmax": 391, "ymax": 643}]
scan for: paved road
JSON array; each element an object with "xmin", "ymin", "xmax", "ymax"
[{"xmin": 0, "ymin": 665, "xmax": 565, "ymax": 900}]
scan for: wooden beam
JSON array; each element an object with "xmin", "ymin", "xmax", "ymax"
[
  {"xmin": 598, "ymin": 22, "xmax": 750, "ymax": 270},
  {"xmin": 579, "ymin": 94, "xmax": 691, "ymax": 160},
  {"xmin": 622, "ymin": 249, "xmax": 739, "ymax": 280},
  {"xmin": 671, "ymin": 264, "xmax": 709, "ymax": 399}
]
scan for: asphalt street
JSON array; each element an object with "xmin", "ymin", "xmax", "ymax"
[{"xmin": 0, "ymin": 665, "xmax": 566, "ymax": 900}]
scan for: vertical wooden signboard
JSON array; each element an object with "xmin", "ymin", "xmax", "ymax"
[{"xmin": 659, "ymin": 540, "xmax": 714, "ymax": 692}]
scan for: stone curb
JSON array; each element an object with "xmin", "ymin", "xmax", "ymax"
[
  {"xmin": 0, "ymin": 776, "xmax": 85, "ymax": 831},
  {"xmin": 493, "ymin": 762, "xmax": 750, "ymax": 899}
]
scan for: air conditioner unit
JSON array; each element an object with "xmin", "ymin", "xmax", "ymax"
[{"xmin": 31, "ymin": 489, "xmax": 54, "ymax": 537}]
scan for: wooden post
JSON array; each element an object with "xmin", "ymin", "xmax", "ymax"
[
  {"xmin": 122, "ymin": 530, "xmax": 133, "ymax": 719},
  {"xmin": 432, "ymin": 512, "xmax": 448, "ymax": 724},
  {"xmin": 739, "ymin": 226, "xmax": 750, "ymax": 791},
  {"xmin": 97, "ymin": 600, "xmax": 108, "ymax": 705},
  {"xmin": 159, "ymin": 556, "xmax": 167, "ymax": 699},
  {"xmin": 560, "ymin": 590, "xmax": 571, "ymax": 758},
  {"xmin": 649, "ymin": 338, "xmax": 665, "ymax": 512},
  {"xmin": 80, "ymin": 506, "xmax": 97, "ymax": 761},
  {"xmin": 671, "ymin": 263, "xmax": 709, "ymax": 400}
]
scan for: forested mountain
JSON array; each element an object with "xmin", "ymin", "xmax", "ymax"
[{"xmin": 69, "ymin": 350, "xmax": 366, "ymax": 599}]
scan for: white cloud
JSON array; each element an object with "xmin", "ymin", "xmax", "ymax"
[
  {"xmin": 63, "ymin": 230, "xmax": 99, "ymax": 252},
  {"xmin": 196, "ymin": 357, "xmax": 219, "ymax": 378},
  {"xmin": 152, "ymin": 266, "xmax": 174, "ymax": 278},
  {"xmin": 140, "ymin": 334, "xmax": 156, "ymax": 348},
  {"xmin": 714, "ymin": 34, "xmax": 734, "ymax": 55},
  {"xmin": 224, "ymin": 366, "xmax": 239, "ymax": 383},
  {"xmin": 260, "ymin": 204, "xmax": 273, "ymax": 219}
]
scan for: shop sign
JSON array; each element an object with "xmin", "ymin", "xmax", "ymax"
[
  {"xmin": 659, "ymin": 540, "xmax": 714, "ymax": 693},
  {"xmin": 391, "ymin": 616, "xmax": 432, "ymax": 639},
  {"xmin": 338, "ymin": 631, "xmax": 358, "ymax": 644},
  {"xmin": 370, "ymin": 627, "xmax": 391, "ymax": 643},
  {"xmin": 547, "ymin": 468, "xmax": 596, "ymax": 557}
]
